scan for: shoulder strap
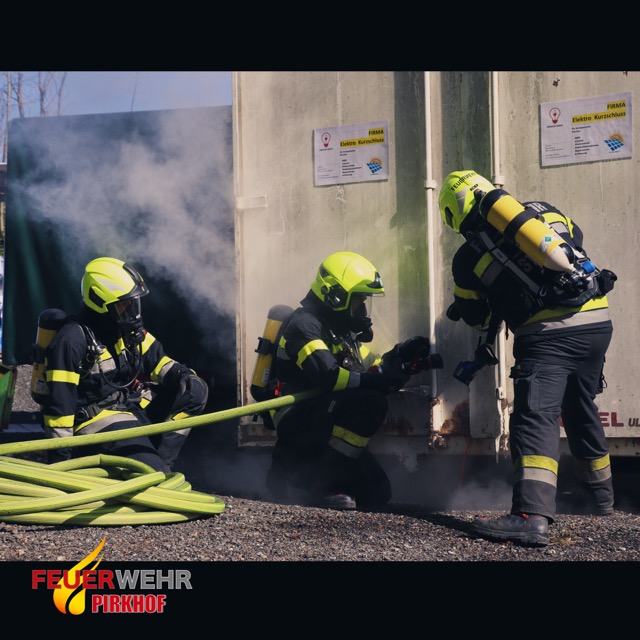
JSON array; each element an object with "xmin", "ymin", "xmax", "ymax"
[
  {"xmin": 472, "ymin": 221, "xmax": 599, "ymax": 310},
  {"xmin": 62, "ymin": 315, "xmax": 102, "ymax": 366}
]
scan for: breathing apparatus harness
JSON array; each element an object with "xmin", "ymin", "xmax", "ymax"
[
  {"xmin": 31, "ymin": 310, "xmax": 102, "ymax": 404},
  {"xmin": 466, "ymin": 190, "xmax": 602, "ymax": 311},
  {"xmin": 31, "ymin": 309, "xmax": 148, "ymax": 411},
  {"xmin": 451, "ymin": 190, "xmax": 617, "ymax": 386},
  {"xmin": 101, "ymin": 338, "xmax": 145, "ymax": 392}
]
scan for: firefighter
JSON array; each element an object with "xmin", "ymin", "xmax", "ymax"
[
  {"xmin": 40, "ymin": 257, "xmax": 208, "ymax": 473},
  {"xmin": 439, "ymin": 170, "xmax": 615, "ymax": 546},
  {"xmin": 265, "ymin": 251, "xmax": 435, "ymax": 510}
]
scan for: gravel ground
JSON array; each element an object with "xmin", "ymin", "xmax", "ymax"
[{"xmin": 2, "ymin": 364, "xmax": 640, "ymax": 563}]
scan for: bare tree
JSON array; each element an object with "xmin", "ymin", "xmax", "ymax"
[{"xmin": 1, "ymin": 71, "xmax": 68, "ymax": 163}]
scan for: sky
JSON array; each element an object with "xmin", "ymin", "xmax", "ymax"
[{"xmin": 59, "ymin": 71, "xmax": 232, "ymax": 116}]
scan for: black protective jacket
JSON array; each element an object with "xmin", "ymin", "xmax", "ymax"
[
  {"xmin": 41, "ymin": 308, "xmax": 194, "ymax": 438},
  {"xmin": 273, "ymin": 292, "xmax": 382, "ymax": 395}
]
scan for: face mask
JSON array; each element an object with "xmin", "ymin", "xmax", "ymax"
[
  {"xmin": 110, "ymin": 297, "xmax": 145, "ymax": 347},
  {"xmin": 349, "ymin": 296, "xmax": 374, "ymax": 341}
]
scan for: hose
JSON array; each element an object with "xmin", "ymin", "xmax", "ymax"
[{"xmin": 0, "ymin": 389, "xmax": 321, "ymax": 526}]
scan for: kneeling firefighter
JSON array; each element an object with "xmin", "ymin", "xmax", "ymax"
[
  {"xmin": 36, "ymin": 257, "xmax": 209, "ymax": 473},
  {"xmin": 256, "ymin": 251, "xmax": 442, "ymax": 510}
]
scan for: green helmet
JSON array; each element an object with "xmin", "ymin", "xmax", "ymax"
[
  {"xmin": 439, "ymin": 170, "xmax": 496, "ymax": 233},
  {"xmin": 310, "ymin": 251, "xmax": 384, "ymax": 311},
  {"xmin": 81, "ymin": 257, "xmax": 149, "ymax": 315}
]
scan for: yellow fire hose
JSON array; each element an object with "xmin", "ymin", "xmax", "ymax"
[{"xmin": 0, "ymin": 389, "xmax": 321, "ymax": 526}]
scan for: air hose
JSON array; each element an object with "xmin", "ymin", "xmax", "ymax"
[{"xmin": 0, "ymin": 389, "xmax": 321, "ymax": 526}]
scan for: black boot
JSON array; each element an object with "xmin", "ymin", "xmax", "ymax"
[
  {"xmin": 470, "ymin": 513, "xmax": 549, "ymax": 547},
  {"xmin": 557, "ymin": 482, "xmax": 614, "ymax": 516},
  {"xmin": 311, "ymin": 492, "xmax": 357, "ymax": 510},
  {"xmin": 308, "ymin": 446, "xmax": 357, "ymax": 510}
]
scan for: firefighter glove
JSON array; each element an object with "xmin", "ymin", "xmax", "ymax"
[
  {"xmin": 361, "ymin": 362, "xmax": 409, "ymax": 393},
  {"xmin": 382, "ymin": 336, "xmax": 432, "ymax": 374},
  {"xmin": 177, "ymin": 372, "xmax": 208, "ymax": 402}
]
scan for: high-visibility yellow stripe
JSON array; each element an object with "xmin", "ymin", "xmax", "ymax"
[
  {"xmin": 296, "ymin": 340, "xmax": 328, "ymax": 368},
  {"xmin": 453, "ymin": 284, "xmax": 483, "ymax": 301},
  {"xmin": 151, "ymin": 356, "xmax": 174, "ymax": 380},
  {"xmin": 331, "ymin": 425, "xmax": 369, "ymax": 448},
  {"xmin": 44, "ymin": 415, "xmax": 75, "ymax": 428},
  {"xmin": 516, "ymin": 455, "xmax": 559, "ymax": 474},
  {"xmin": 576, "ymin": 453, "xmax": 610, "ymax": 472},
  {"xmin": 333, "ymin": 368, "xmax": 350, "ymax": 391},
  {"xmin": 47, "ymin": 370, "xmax": 80, "ymax": 384},
  {"xmin": 74, "ymin": 410, "xmax": 135, "ymax": 434},
  {"xmin": 140, "ymin": 333, "xmax": 156, "ymax": 355},
  {"xmin": 473, "ymin": 252, "xmax": 494, "ymax": 279}
]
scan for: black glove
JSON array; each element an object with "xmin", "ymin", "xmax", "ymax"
[
  {"xmin": 360, "ymin": 363, "xmax": 409, "ymax": 393},
  {"xmin": 382, "ymin": 336, "xmax": 428, "ymax": 371},
  {"xmin": 446, "ymin": 302, "xmax": 461, "ymax": 321},
  {"xmin": 178, "ymin": 372, "xmax": 197, "ymax": 396},
  {"xmin": 177, "ymin": 372, "xmax": 208, "ymax": 406},
  {"xmin": 394, "ymin": 336, "xmax": 431, "ymax": 363}
]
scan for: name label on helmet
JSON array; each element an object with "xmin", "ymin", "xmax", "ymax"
[{"xmin": 450, "ymin": 171, "xmax": 477, "ymax": 190}]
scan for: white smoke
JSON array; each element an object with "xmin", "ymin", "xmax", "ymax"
[{"xmin": 16, "ymin": 107, "xmax": 235, "ymax": 365}]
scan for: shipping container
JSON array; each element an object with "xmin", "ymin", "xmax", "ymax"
[{"xmin": 232, "ymin": 71, "xmax": 639, "ymax": 481}]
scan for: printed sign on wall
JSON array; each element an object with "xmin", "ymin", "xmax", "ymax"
[
  {"xmin": 314, "ymin": 120, "xmax": 389, "ymax": 186},
  {"xmin": 541, "ymin": 92, "xmax": 632, "ymax": 167}
]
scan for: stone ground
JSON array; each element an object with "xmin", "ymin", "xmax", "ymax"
[{"xmin": 2, "ymin": 365, "xmax": 639, "ymax": 564}]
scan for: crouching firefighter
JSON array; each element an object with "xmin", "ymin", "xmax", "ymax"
[
  {"xmin": 253, "ymin": 251, "xmax": 443, "ymax": 511},
  {"xmin": 34, "ymin": 257, "xmax": 208, "ymax": 473},
  {"xmin": 439, "ymin": 170, "xmax": 616, "ymax": 546}
]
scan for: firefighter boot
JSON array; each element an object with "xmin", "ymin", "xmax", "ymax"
[
  {"xmin": 470, "ymin": 513, "xmax": 549, "ymax": 547},
  {"xmin": 309, "ymin": 446, "xmax": 357, "ymax": 511},
  {"xmin": 557, "ymin": 479, "xmax": 614, "ymax": 516}
]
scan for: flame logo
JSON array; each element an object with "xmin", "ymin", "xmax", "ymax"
[{"xmin": 53, "ymin": 537, "xmax": 106, "ymax": 615}]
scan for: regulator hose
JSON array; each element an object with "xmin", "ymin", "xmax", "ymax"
[{"xmin": 0, "ymin": 389, "xmax": 321, "ymax": 526}]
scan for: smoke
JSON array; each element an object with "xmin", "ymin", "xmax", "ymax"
[
  {"xmin": 382, "ymin": 454, "xmax": 513, "ymax": 511},
  {"xmin": 12, "ymin": 106, "xmax": 235, "ymax": 371}
]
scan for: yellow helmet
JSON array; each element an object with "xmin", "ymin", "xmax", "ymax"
[
  {"xmin": 439, "ymin": 170, "xmax": 496, "ymax": 233},
  {"xmin": 81, "ymin": 257, "xmax": 149, "ymax": 314},
  {"xmin": 310, "ymin": 251, "xmax": 384, "ymax": 311}
]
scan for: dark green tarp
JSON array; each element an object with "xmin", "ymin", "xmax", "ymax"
[{"xmin": 4, "ymin": 106, "xmax": 236, "ymax": 396}]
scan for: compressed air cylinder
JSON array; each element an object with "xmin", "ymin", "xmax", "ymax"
[
  {"xmin": 250, "ymin": 304, "xmax": 294, "ymax": 399},
  {"xmin": 30, "ymin": 308, "xmax": 68, "ymax": 404},
  {"xmin": 478, "ymin": 189, "xmax": 576, "ymax": 273}
]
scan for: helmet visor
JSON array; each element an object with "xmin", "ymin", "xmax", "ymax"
[
  {"xmin": 350, "ymin": 293, "xmax": 369, "ymax": 314},
  {"xmin": 109, "ymin": 296, "xmax": 143, "ymax": 329},
  {"xmin": 349, "ymin": 294, "xmax": 375, "ymax": 339}
]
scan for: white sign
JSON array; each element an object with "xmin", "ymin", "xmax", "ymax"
[
  {"xmin": 540, "ymin": 92, "xmax": 632, "ymax": 167},
  {"xmin": 314, "ymin": 120, "xmax": 389, "ymax": 186}
]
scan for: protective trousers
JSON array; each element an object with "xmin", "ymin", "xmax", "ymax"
[
  {"xmin": 509, "ymin": 326, "xmax": 613, "ymax": 521},
  {"xmin": 140, "ymin": 377, "xmax": 209, "ymax": 469},
  {"xmin": 79, "ymin": 416, "xmax": 172, "ymax": 474},
  {"xmin": 272, "ymin": 387, "xmax": 391, "ymax": 506}
]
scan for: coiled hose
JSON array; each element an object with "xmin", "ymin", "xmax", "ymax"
[{"xmin": 0, "ymin": 389, "xmax": 320, "ymax": 526}]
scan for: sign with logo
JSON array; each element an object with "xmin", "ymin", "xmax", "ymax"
[
  {"xmin": 314, "ymin": 120, "xmax": 389, "ymax": 186},
  {"xmin": 540, "ymin": 92, "xmax": 632, "ymax": 167},
  {"xmin": 30, "ymin": 537, "xmax": 191, "ymax": 616}
]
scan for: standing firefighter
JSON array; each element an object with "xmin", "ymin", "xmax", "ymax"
[
  {"xmin": 257, "ymin": 251, "xmax": 441, "ymax": 510},
  {"xmin": 36, "ymin": 257, "xmax": 208, "ymax": 472},
  {"xmin": 439, "ymin": 170, "xmax": 616, "ymax": 546}
]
